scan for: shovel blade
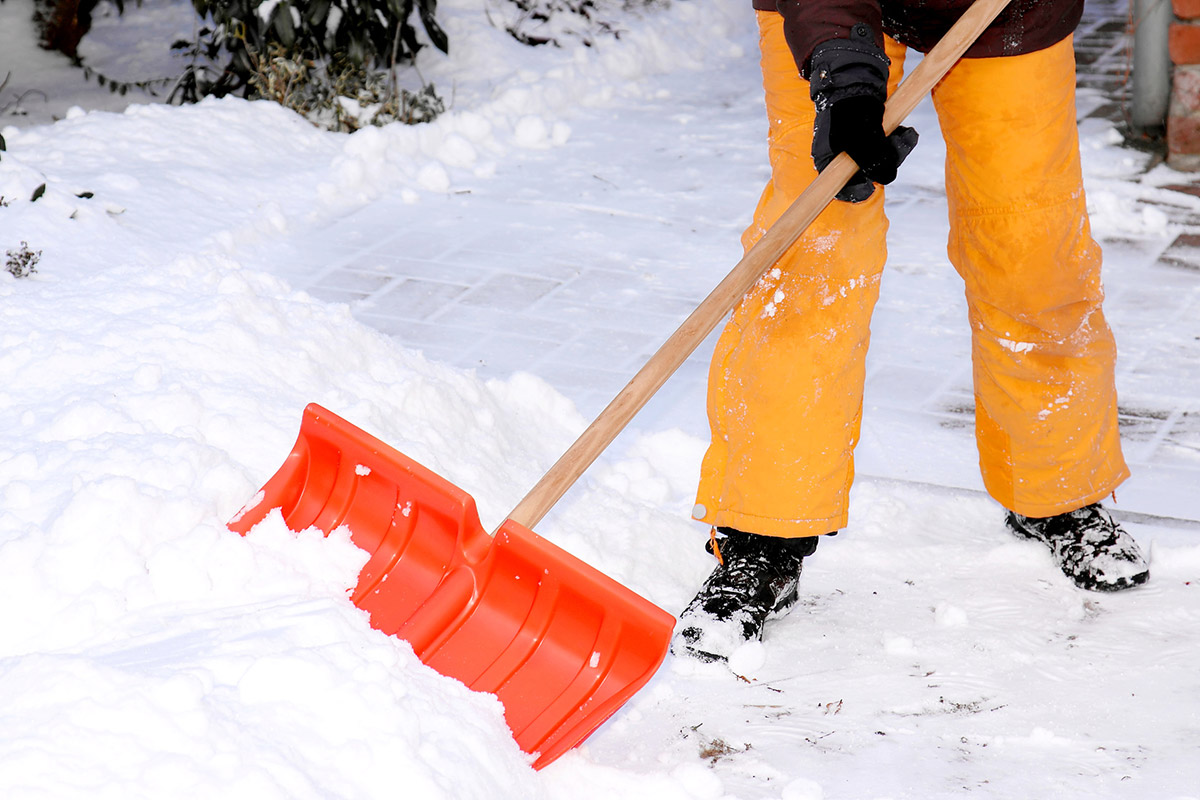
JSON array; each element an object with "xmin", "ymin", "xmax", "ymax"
[{"xmin": 228, "ymin": 403, "xmax": 675, "ymax": 768}]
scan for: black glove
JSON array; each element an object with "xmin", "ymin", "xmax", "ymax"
[{"xmin": 809, "ymin": 24, "xmax": 919, "ymax": 203}]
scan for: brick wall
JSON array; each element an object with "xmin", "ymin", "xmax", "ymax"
[{"xmin": 1171, "ymin": 0, "xmax": 1200, "ymax": 168}]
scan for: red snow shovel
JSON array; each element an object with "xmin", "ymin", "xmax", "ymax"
[{"xmin": 228, "ymin": 0, "xmax": 1011, "ymax": 770}]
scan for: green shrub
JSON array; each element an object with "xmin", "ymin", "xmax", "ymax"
[
  {"xmin": 173, "ymin": 0, "xmax": 448, "ymax": 102},
  {"xmin": 246, "ymin": 44, "xmax": 444, "ymax": 131}
]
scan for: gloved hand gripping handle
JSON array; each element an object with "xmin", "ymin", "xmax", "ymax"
[{"xmin": 810, "ymin": 22, "xmax": 920, "ymax": 202}]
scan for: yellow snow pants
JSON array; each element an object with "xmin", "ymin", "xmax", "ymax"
[{"xmin": 693, "ymin": 12, "xmax": 1129, "ymax": 538}]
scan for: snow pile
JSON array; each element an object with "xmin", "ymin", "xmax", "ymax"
[
  {"xmin": 0, "ymin": 162, "xmax": 703, "ymax": 795},
  {"xmin": 0, "ymin": 520, "xmax": 535, "ymax": 799},
  {"xmin": 304, "ymin": 0, "xmax": 745, "ymax": 214},
  {"xmin": 0, "ymin": 250, "xmax": 554, "ymax": 796},
  {"xmin": 1, "ymin": 1, "xmax": 725, "ymax": 796}
]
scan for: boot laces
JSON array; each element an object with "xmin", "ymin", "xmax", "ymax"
[{"xmin": 697, "ymin": 536, "xmax": 802, "ymax": 617}]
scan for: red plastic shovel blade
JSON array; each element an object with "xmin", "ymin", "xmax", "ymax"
[{"xmin": 228, "ymin": 404, "xmax": 675, "ymax": 768}]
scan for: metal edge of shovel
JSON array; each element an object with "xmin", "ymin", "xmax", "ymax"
[{"xmin": 227, "ymin": 0, "xmax": 1013, "ymax": 770}]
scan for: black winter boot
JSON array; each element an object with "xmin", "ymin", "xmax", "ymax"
[
  {"xmin": 1006, "ymin": 503, "xmax": 1149, "ymax": 592},
  {"xmin": 673, "ymin": 528, "xmax": 819, "ymax": 662}
]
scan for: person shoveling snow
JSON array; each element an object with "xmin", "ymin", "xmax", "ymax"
[{"xmin": 677, "ymin": 0, "xmax": 1150, "ymax": 664}]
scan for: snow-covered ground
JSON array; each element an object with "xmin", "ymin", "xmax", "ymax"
[{"xmin": 2, "ymin": 0, "xmax": 1199, "ymax": 797}]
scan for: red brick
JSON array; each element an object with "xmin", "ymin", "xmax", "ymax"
[
  {"xmin": 1169, "ymin": 110, "xmax": 1200, "ymax": 159},
  {"xmin": 1173, "ymin": 65, "xmax": 1200, "ymax": 112},
  {"xmin": 1169, "ymin": 67, "xmax": 1200, "ymax": 160},
  {"xmin": 1176, "ymin": 0, "xmax": 1200, "ymax": 21},
  {"xmin": 1170, "ymin": 22, "xmax": 1200, "ymax": 65}
]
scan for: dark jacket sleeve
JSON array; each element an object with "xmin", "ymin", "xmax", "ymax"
[
  {"xmin": 753, "ymin": 0, "xmax": 1085, "ymax": 79},
  {"xmin": 774, "ymin": 0, "xmax": 883, "ymax": 78}
]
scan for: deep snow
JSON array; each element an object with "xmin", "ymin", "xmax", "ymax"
[{"xmin": 2, "ymin": 0, "xmax": 1199, "ymax": 798}]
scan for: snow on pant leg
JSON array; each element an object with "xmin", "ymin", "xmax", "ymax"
[
  {"xmin": 692, "ymin": 12, "xmax": 907, "ymax": 538},
  {"xmin": 931, "ymin": 36, "xmax": 1129, "ymax": 517}
]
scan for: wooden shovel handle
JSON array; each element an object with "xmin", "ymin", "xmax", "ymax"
[{"xmin": 506, "ymin": 0, "xmax": 1014, "ymax": 530}]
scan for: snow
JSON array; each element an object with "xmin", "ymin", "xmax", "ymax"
[{"xmin": 2, "ymin": 0, "xmax": 1200, "ymax": 798}]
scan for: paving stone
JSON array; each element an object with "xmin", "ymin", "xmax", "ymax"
[
  {"xmin": 547, "ymin": 328, "xmax": 662, "ymax": 371},
  {"xmin": 308, "ymin": 286, "xmax": 372, "ymax": 305},
  {"xmin": 442, "ymin": 332, "xmax": 567, "ymax": 374},
  {"xmin": 455, "ymin": 274, "xmax": 563, "ymax": 311},
  {"xmin": 313, "ymin": 268, "xmax": 395, "ymax": 296},
  {"xmin": 864, "ymin": 365, "xmax": 951, "ymax": 411},
  {"xmin": 1118, "ymin": 406, "xmax": 1173, "ymax": 454},
  {"xmin": 358, "ymin": 279, "xmax": 471, "ymax": 320}
]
